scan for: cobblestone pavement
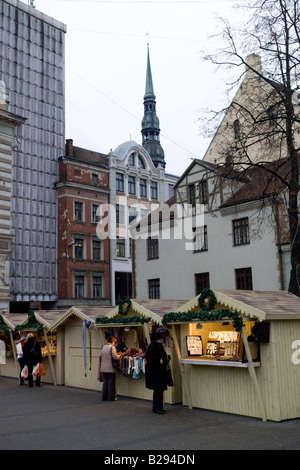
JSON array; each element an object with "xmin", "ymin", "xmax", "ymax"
[{"xmin": 1, "ymin": 377, "xmax": 299, "ymax": 451}]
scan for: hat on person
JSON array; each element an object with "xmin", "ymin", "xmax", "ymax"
[{"xmin": 151, "ymin": 331, "xmax": 164, "ymax": 341}]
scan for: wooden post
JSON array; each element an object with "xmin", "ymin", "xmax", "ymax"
[
  {"xmin": 10, "ymin": 330, "xmax": 19, "ymax": 378},
  {"xmin": 171, "ymin": 324, "xmax": 193, "ymax": 409},
  {"xmin": 44, "ymin": 327, "xmax": 57, "ymax": 386},
  {"xmin": 242, "ymin": 326, "xmax": 267, "ymax": 422}
]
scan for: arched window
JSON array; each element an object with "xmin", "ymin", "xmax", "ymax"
[
  {"xmin": 234, "ymin": 119, "xmax": 240, "ymax": 140},
  {"xmin": 138, "ymin": 156, "xmax": 145, "ymax": 169},
  {"xmin": 128, "ymin": 154, "xmax": 134, "ymax": 166}
]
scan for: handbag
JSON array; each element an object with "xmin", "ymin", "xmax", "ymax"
[
  {"xmin": 166, "ymin": 362, "xmax": 174, "ymax": 387},
  {"xmin": 110, "ymin": 346, "xmax": 119, "ymax": 370}
]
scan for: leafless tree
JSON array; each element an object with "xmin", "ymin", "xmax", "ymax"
[{"xmin": 202, "ymin": 0, "xmax": 300, "ymax": 296}]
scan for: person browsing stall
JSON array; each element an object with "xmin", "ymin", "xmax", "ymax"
[
  {"xmin": 145, "ymin": 331, "xmax": 168, "ymax": 414},
  {"xmin": 100, "ymin": 335, "xmax": 121, "ymax": 401}
]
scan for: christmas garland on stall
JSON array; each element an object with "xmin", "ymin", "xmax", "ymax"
[
  {"xmin": 0, "ymin": 315, "xmax": 10, "ymax": 336},
  {"xmin": 95, "ymin": 315, "xmax": 151, "ymax": 325},
  {"xmin": 14, "ymin": 310, "xmax": 44, "ymax": 336},
  {"xmin": 162, "ymin": 289, "xmax": 244, "ymax": 332}
]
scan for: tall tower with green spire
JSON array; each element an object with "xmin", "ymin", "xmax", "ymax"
[{"xmin": 141, "ymin": 45, "xmax": 165, "ymax": 168}]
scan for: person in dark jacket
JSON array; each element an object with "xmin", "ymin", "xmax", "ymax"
[
  {"xmin": 145, "ymin": 331, "xmax": 168, "ymax": 414},
  {"xmin": 22, "ymin": 333, "xmax": 42, "ymax": 387}
]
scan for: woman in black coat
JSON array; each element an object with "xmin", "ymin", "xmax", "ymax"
[
  {"xmin": 23, "ymin": 333, "xmax": 43, "ymax": 387},
  {"xmin": 145, "ymin": 331, "xmax": 168, "ymax": 414}
]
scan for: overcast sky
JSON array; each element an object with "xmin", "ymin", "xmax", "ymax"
[{"xmin": 30, "ymin": 0, "xmax": 250, "ymax": 176}]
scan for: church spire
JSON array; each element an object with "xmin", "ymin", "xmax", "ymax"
[{"xmin": 141, "ymin": 45, "xmax": 165, "ymax": 168}]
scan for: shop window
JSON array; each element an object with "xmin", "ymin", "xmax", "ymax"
[
  {"xmin": 116, "ymin": 236, "xmax": 125, "ymax": 257},
  {"xmin": 74, "ymin": 275, "xmax": 85, "ymax": 298},
  {"xmin": 93, "ymin": 276, "xmax": 103, "ymax": 298},
  {"xmin": 199, "ymin": 180, "xmax": 208, "ymax": 205},
  {"xmin": 140, "ymin": 178, "xmax": 147, "ymax": 197},
  {"xmin": 194, "ymin": 225, "xmax": 208, "ymax": 252},
  {"xmin": 151, "ymin": 181, "xmax": 158, "ymax": 200},
  {"xmin": 235, "ymin": 267, "xmax": 253, "ymax": 290},
  {"xmin": 147, "ymin": 238, "xmax": 159, "ymax": 260},
  {"xmin": 74, "ymin": 201, "xmax": 83, "ymax": 221},
  {"xmin": 149, "ymin": 278, "xmax": 160, "ymax": 299},
  {"xmin": 233, "ymin": 217, "xmax": 250, "ymax": 246},
  {"xmin": 128, "ymin": 176, "xmax": 136, "ymax": 195},
  {"xmin": 195, "ymin": 272, "xmax": 210, "ymax": 295},
  {"xmin": 116, "ymin": 173, "xmax": 124, "ymax": 192}
]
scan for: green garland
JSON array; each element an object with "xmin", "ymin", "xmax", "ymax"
[
  {"xmin": 14, "ymin": 310, "xmax": 44, "ymax": 336},
  {"xmin": 162, "ymin": 289, "xmax": 244, "ymax": 332},
  {"xmin": 0, "ymin": 315, "xmax": 10, "ymax": 336},
  {"xmin": 118, "ymin": 297, "xmax": 132, "ymax": 316},
  {"xmin": 95, "ymin": 315, "xmax": 151, "ymax": 325}
]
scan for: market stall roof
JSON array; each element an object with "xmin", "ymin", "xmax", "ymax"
[
  {"xmin": 96, "ymin": 299, "xmax": 189, "ymax": 326},
  {"xmin": 177, "ymin": 290, "xmax": 300, "ymax": 321},
  {"xmin": 49, "ymin": 305, "xmax": 114, "ymax": 332},
  {"xmin": 3, "ymin": 310, "xmax": 63, "ymax": 332}
]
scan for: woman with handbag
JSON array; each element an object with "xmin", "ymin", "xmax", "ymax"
[
  {"xmin": 145, "ymin": 331, "xmax": 169, "ymax": 414},
  {"xmin": 100, "ymin": 335, "xmax": 120, "ymax": 401}
]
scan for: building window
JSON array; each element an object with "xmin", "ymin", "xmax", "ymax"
[
  {"xmin": 233, "ymin": 217, "xmax": 250, "ymax": 246},
  {"xmin": 151, "ymin": 181, "xmax": 158, "ymax": 200},
  {"xmin": 268, "ymin": 106, "xmax": 277, "ymax": 126},
  {"xmin": 140, "ymin": 178, "xmax": 147, "ymax": 197},
  {"xmin": 74, "ymin": 275, "xmax": 85, "ymax": 298},
  {"xmin": 93, "ymin": 276, "xmax": 103, "ymax": 298},
  {"xmin": 92, "ymin": 174, "xmax": 98, "ymax": 186},
  {"xmin": 128, "ymin": 206, "xmax": 137, "ymax": 225},
  {"xmin": 147, "ymin": 238, "xmax": 159, "ymax": 259},
  {"xmin": 188, "ymin": 184, "xmax": 196, "ymax": 206},
  {"xmin": 235, "ymin": 267, "xmax": 253, "ymax": 290},
  {"xmin": 199, "ymin": 180, "xmax": 208, "ymax": 205},
  {"xmin": 92, "ymin": 204, "xmax": 101, "ymax": 224},
  {"xmin": 116, "ymin": 204, "xmax": 125, "ymax": 224},
  {"xmin": 74, "ymin": 201, "xmax": 83, "ymax": 221},
  {"xmin": 234, "ymin": 119, "xmax": 240, "ymax": 140},
  {"xmin": 149, "ymin": 278, "xmax": 160, "ymax": 299},
  {"xmin": 138, "ymin": 156, "xmax": 145, "ymax": 169},
  {"xmin": 116, "ymin": 237, "xmax": 126, "ymax": 257},
  {"xmin": 74, "ymin": 238, "xmax": 84, "ymax": 259},
  {"xmin": 128, "ymin": 176, "xmax": 136, "ymax": 195},
  {"xmin": 195, "ymin": 272, "xmax": 210, "ymax": 295},
  {"xmin": 128, "ymin": 154, "xmax": 135, "ymax": 166},
  {"xmin": 194, "ymin": 226, "xmax": 208, "ymax": 252},
  {"xmin": 116, "ymin": 173, "xmax": 124, "ymax": 192},
  {"xmin": 92, "ymin": 240, "xmax": 102, "ymax": 261}
]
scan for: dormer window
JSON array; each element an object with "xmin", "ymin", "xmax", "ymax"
[
  {"xmin": 138, "ymin": 156, "xmax": 145, "ymax": 169},
  {"xmin": 234, "ymin": 119, "xmax": 240, "ymax": 140},
  {"xmin": 128, "ymin": 154, "xmax": 134, "ymax": 166}
]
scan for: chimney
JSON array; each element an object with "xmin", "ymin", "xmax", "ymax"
[
  {"xmin": 65, "ymin": 139, "xmax": 73, "ymax": 157},
  {"xmin": 245, "ymin": 54, "xmax": 262, "ymax": 78}
]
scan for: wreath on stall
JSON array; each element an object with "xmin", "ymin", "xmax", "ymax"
[
  {"xmin": 14, "ymin": 310, "xmax": 44, "ymax": 336},
  {"xmin": 162, "ymin": 289, "xmax": 244, "ymax": 332},
  {"xmin": 118, "ymin": 297, "xmax": 132, "ymax": 316}
]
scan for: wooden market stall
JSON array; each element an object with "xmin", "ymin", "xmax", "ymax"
[
  {"xmin": 0, "ymin": 310, "xmax": 65, "ymax": 385},
  {"xmin": 94, "ymin": 298, "xmax": 187, "ymax": 404},
  {"xmin": 162, "ymin": 288, "xmax": 300, "ymax": 422},
  {"xmin": 49, "ymin": 305, "xmax": 114, "ymax": 391}
]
